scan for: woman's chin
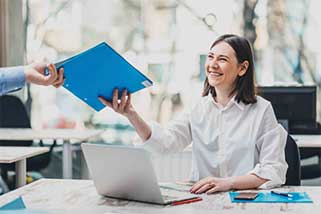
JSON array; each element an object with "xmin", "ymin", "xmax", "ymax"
[{"xmin": 208, "ymin": 80, "xmax": 221, "ymax": 87}]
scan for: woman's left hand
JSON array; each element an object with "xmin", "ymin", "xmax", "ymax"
[{"xmin": 190, "ymin": 177, "xmax": 234, "ymax": 194}]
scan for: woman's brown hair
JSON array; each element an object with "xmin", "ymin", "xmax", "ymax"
[{"xmin": 202, "ymin": 34, "xmax": 257, "ymax": 104}]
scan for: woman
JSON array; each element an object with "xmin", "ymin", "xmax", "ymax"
[{"xmin": 99, "ymin": 34, "xmax": 288, "ymax": 194}]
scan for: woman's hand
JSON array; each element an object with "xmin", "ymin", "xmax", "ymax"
[
  {"xmin": 99, "ymin": 88, "xmax": 135, "ymax": 117},
  {"xmin": 190, "ymin": 177, "xmax": 234, "ymax": 194}
]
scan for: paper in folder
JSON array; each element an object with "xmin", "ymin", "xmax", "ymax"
[{"xmin": 52, "ymin": 42, "xmax": 153, "ymax": 111}]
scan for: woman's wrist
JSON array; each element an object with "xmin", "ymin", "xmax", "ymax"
[
  {"xmin": 125, "ymin": 108, "xmax": 137, "ymax": 119},
  {"xmin": 228, "ymin": 177, "xmax": 235, "ymax": 190}
]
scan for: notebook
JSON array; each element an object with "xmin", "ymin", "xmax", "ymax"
[
  {"xmin": 48, "ymin": 42, "xmax": 153, "ymax": 111},
  {"xmin": 229, "ymin": 191, "xmax": 313, "ymax": 203}
]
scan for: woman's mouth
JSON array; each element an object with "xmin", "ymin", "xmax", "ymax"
[{"xmin": 208, "ymin": 71, "xmax": 223, "ymax": 77}]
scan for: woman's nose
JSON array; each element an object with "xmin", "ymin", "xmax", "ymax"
[{"xmin": 209, "ymin": 59, "xmax": 219, "ymax": 69}]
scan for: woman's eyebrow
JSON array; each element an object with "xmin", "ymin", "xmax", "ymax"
[
  {"xmin": 218, "ymin": 54, "xmax": 230, "ymax": 59},
  {"xmin": 208, "ymin": 52, "xmax": 230, "ymax": 59}
]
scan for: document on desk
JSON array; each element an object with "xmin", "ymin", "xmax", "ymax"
[
  {"xmin": 229, "ymin": 191, "xmax": 313, "ymax": 203},
  {"xmin": 52, "ymin": 42, "xmax": 153, "ymax": 111}
]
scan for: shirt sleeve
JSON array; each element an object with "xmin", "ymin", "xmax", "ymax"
[
  {"xmin": 0, "ymin": 66, "xmax": 26, "ymax": 95},
  {"xmin": 137, "ymin": 112, "xmax": 192, "ymax": 154},
  {"xmin": 249, "ymin": 103, "xmax": 288, "ymax": 189}
]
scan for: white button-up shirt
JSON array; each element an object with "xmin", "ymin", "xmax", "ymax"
[{"xmin": 141, "ymin": 95, "xmax": 288, "ymax": 189}]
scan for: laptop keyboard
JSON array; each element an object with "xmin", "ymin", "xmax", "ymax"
[
  {"xmin": 162, "ymin": 194, "xmax": 179, "ymax": 201},
  {"xmin": 160, "ymin": 188, "xmax": 188, "ymax": 202}
]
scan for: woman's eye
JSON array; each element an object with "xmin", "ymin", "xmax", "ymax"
[
  {"xmin": 219, "ymin": 58, "xmax": 227, "ymax": 62},
  {"xmin": 208, "ymin": 55, "xmax": 213, "ymax": 59}
]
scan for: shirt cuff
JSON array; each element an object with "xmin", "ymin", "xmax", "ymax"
[
  {"xmin": 0, "ymin": 66, "xmax": 26, "ymax": 94},
  {"xmin": 134, "ymin": 121, "xmax": 165, "ymax": 154},
  {"xmin": 249, "ymin": 164, "xmax": 285, "ymax": 189}
]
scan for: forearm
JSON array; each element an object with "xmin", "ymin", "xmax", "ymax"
[
  {"xmin": 0, "ymin": 66, "xmax": 25, "ymax": 95},
  {"xmin": 127, "ymin": 111, "xmax": 151, "ymax": 141},
  {"xmin": 231, "ymin": 174, "xmax": 268, "ymax": 190}
]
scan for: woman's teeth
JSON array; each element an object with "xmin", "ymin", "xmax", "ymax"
[{"xmin": 209, "ymin": 72, "xmax": 223, "ymax": 77}]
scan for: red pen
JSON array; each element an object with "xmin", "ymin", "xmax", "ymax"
[{"xmin": 171, "ymin": 197, "xmax": 202, "ymax": 206}]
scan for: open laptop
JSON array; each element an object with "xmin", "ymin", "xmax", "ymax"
[{"xmin": 81, "ymin": 143, "xmax": 198, "ymax": 205}]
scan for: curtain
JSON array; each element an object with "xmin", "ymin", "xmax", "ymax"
[{"xmin": 0, "ymin": 0, "xmax": 24, "ymax": 67}]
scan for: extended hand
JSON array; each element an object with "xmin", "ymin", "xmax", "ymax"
[
  {"xmin": 190, "ymin": 177, "xmax": 234, "ymax": 194},
  {"xmin": 98, "ymin": 88, "xmax": 135, "ymax": 117},
  {"xmin": 24, "ymin": 63, "xmax": 64, "ymax": 87}
]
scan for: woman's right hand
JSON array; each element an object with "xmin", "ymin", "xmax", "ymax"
[
  {"xmin": 99, "ymin": 88, "xmax": 135, "ymax": 118},
  {"xmin": 99, "ymin": 88, "xmax": 152, "ymax": 141}
]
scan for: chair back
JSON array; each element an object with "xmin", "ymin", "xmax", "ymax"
[
  {"xmin": 0, "ymin": 95, "xmax": 32, "ymax": 146},
  {"xmin": 285, "ymin": 135, "xmax": 301, "ymax": 185}
]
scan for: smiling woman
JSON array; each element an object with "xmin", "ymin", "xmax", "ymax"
[
  {"xmin": 203, "ymin": 34, "xmax": 256, "ymax": 105},
  {"xmin": 98, "ymin": 34, "xmax": 288, "ymax": 195}
]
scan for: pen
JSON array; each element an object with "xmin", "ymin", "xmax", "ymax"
[
  {"xmin": 171, "ymin": 197, "xmax": 202, "ymax": 206},
  {"xmin": 271, "ymin": 190, "xmax": 294, "ymax": 198}
]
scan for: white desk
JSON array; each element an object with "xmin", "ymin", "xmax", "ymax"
[
  {"xmin": 292, "ymin": 135, "xmax": 321, "ymax": 148},
  {"xmin": 0, "ymin": 128, "xmax": 103, "ymax": 179},
  {"xmin": 0, "ymin": 147, "xmax": 48, "ymax": 187},
  {"xmin": 0, "ymin": 179, "xmax": 320, "ymax": 213}
]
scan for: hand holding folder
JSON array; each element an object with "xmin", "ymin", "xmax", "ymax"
[{"xmin": 50, "ymin": 42, "xmax": 153, "ymax": 111}]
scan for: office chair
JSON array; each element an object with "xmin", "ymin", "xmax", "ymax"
[
  {"xmin": 0, "ymin": 95, "xmax": 56, "ymax": 186},
  {"xmin": 284, "ymin": 135, "xmax": 301, "ymax": 185},
  {"xmin": 300, "ymin": 148, "xmax": 321, "ymax": 179}
]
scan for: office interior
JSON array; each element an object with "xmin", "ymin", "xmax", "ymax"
[{"xmin": 0, "ymin": 0, "xmax": 321, "ymax": 209}]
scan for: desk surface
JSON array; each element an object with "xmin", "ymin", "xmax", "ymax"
[
  {"xmin": 0, "ymin": 179, "xmax": 320, "ymax": 213},
  {"xmin": 0, "ymin": 147, "xmax": 49, "ymax": 163},
  {"xmin": 0, "ymin": 128, "xmax": 103, "ymax": 141}
]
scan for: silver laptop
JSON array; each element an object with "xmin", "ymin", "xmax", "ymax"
[{"xmin": 81, "ymin": 143, "xmax": 197, "ymax": 205}]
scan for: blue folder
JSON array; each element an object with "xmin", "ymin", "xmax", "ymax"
[
  {"xmin": 52, "ymin": 42, "xmax": 153, "ymax": 111},
  {"xmin": 0, "ymin": 197, "xmax": 55, "ymax": 213},
  {"xmin": 229, "ymin": 192, "xmax": 313, "ymax": 203},
  {"xmin": 0, "ymin": 196, "xmax": 26, "ymax": 210}
]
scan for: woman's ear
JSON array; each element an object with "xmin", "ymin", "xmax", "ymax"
[{"xmin": 238, "ymin": 61, "xmax": 249, "ymax": 76}]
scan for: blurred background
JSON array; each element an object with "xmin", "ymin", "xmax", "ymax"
[{"xmin": 1, "ymin": 0, "xmax": 321, "ymax": 188}]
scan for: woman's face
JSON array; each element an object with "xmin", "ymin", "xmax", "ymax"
[{"xmin": 205, "ymin": 41, "xmax": 247, "ymax": 92}]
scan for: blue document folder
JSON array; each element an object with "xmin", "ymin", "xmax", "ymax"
[
  {"xmin": 53, "ymin": 42, "xmax": 153, "ymax": 111},
  {"xmin": 0, "ymin": 196, "xmax": 26, "ymax": 210},
  {"xmin": 0, "ymin": 197, "xmax": 55, "ymax": 213},
  {"xmin": 229, "ymin": 191, "xmax": 313, "ymax": 203}
]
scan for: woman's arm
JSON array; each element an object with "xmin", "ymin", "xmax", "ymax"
[
  {"xmin": 127, "ymin": 109, "xmax": 151, "ymax": 141},
  {"xmin": 99, "ymin": 88, "xmax": 151, "ymax": 141},
  {"xmin": 190, "ymin": 174, "xmax": 268, "ymax": 194},
  {"xmin": 99, "ymin": 88, "xmax": 192, "ymax": 153}
]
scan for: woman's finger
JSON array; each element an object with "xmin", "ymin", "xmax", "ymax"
[
  {"xmin": 206, "ymin": 186, "xmax": 219, "ymax": 194},
  {"xmin": 53, "ymin": 68, "xmax": 64, "ymax": 86},
  {"xmin": 99, "ymin": 97, "xmax": 113, "ymax": 108},
  {"xmin": 112, "ymin": 89, "xmax": 119, "ymax": 111},
  {"xmin": 190, "ymin": 179, "xmax": 208, "ymax": 193},
  {"xmin": 47, "ymin": 64, "xmax": 58, "ymax": 83},
  {"xmin": 195, "ymin": 183, "xmax": 215, "ymax": 194},
  {"xmin": 119, "ymin": 89, "xmax": 127, "ymax": 112},
  {"xmin": 125, "ymin": 93, "xmax": 132, "ymax": 108}
]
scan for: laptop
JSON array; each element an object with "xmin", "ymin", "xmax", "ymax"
[{"xmin": 81, "ymin": 143, "xmax": 199, "ymax": 205}]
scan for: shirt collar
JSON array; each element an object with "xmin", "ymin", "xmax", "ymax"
[
  {"xmin": 208, "ymin": 94, "xmax": 245, "ymax": 111},
  {"xmin": 231, "ymin": 97, "xmax": 245, "ymax": 111}
]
